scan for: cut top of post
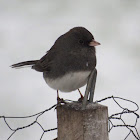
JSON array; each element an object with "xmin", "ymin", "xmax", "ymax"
[{"xmin": 57, "ymin": 102, "xmax": 109, "ymax": 140}]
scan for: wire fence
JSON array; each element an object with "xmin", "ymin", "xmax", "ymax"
[
  {"xmin": 97, "ymin": 96, "xmax": 140, "ymax": 140},
  {"xmin": 0, "ymin": 96, "xmax": 139, "ymax": 140}
]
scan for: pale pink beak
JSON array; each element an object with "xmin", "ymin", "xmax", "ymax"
[{"xmin": 89, "ymin": 39, "xmax": 100, "ymax": 47}]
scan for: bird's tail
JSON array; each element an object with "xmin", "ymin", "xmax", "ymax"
[{"xmin": 11, "ymin": 60, "xmax": 38, "ymax": 68}]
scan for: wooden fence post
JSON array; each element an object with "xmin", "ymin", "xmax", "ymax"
[{"xmin": 57, "ymin": 102, "xmax": 109, "ymax": 140}]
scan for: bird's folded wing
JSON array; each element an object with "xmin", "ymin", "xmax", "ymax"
[{"xmin": 32, "ymin": 51, "xmax": 53, "ymax": 72}]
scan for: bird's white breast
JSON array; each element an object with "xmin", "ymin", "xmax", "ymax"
[{"xmin": 44, "ymin": 71, "xmax": 91, "ymax": 92}]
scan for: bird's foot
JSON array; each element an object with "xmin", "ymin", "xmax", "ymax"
[
  {"xmin": 57, "ymin": 97, "xmax": 65, "ymax": 104},
  {"xmin": 78, "ymin": 89, "xmax": 84, "ymax": 102},
  {"xmin": 78, "ymin": 96, "xmax": 84, "ymax": 102}
]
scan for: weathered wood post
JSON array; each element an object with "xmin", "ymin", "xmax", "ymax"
[{"xmin": 57, "ymin": 102, "xmax": 109, "ymax": 140}]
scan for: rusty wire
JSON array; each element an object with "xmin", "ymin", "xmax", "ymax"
[
  {"xmin": 0, "ymin": 96, "xmax": 139, "ymax": 140},
  {"xmin": 0, "ymin": 104, "xmax": 58, "ymax": 140},
  {"xmin": 97, "ymin": 96, "xmax": 140, "ymax": 140}
]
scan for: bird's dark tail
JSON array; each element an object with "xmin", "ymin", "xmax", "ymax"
[{"xmin": 11, "ymin": 60, "xmax": 38, "ymax": 68}]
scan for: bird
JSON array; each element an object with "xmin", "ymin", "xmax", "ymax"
[{"xmin": 11, "ymin": 27, "xmax": 100, "ymax": 100}]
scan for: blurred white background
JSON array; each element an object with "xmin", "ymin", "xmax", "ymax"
[{"xmin": 0, "ymin": 0, "xmax": 140, "ymax": 140}]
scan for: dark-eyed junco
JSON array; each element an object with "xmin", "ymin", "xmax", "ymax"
[{"xmin": 11, "ymin": 27, "xmax": 100, "ymax": 98}]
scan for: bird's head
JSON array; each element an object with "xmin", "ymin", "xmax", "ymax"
[
  {"xmin": 54, "ymin": 27, "xmax": 100, "ymax": 51},
  {"xmin": 68, "ymin": 27, "xmax": 100, "ymax": 48}
]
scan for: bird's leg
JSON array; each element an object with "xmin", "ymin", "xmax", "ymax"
[
  {"xmin": 78, "ymin": 89, "xmax": 84, "ymax": 98},
  {"xmin": 57, "ymin": 90, "xmax": 59, "ymax": 100},
  {"xmin": 57, "ymin": 90, "xmax": 61, "ymax": 103},
  {"xmin": 82, "ymin": 68, "xmax": 97, "ymax": 109},
  {"xmin": 78, "ymin": 89, "xmax": 84, "ymax": 102},
  {"xmin": 57, "ymin": 90, "xmax": 64, "ymax": 103}
]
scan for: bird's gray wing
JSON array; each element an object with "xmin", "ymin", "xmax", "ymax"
[{"xmin": 32, "ymin": 49, "xmax": 55, "ymax": 72}]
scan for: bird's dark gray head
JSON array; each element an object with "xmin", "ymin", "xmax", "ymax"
[
  {"xmin": 69, "ymin": 27, "xmax": 94, "ymax": 44},
  {"xmin": 54, "ymin": 27, "xmax": 100, "ymax": 50}
]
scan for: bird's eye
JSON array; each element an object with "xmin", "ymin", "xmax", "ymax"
[{"xmin": 79, "ymin": 40, "xmax": 84, "ymax": 44}]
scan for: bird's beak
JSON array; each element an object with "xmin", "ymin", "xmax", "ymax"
[{"xmin": 89, "ymin": 39, "xmax": 100, "ymax": 47}]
